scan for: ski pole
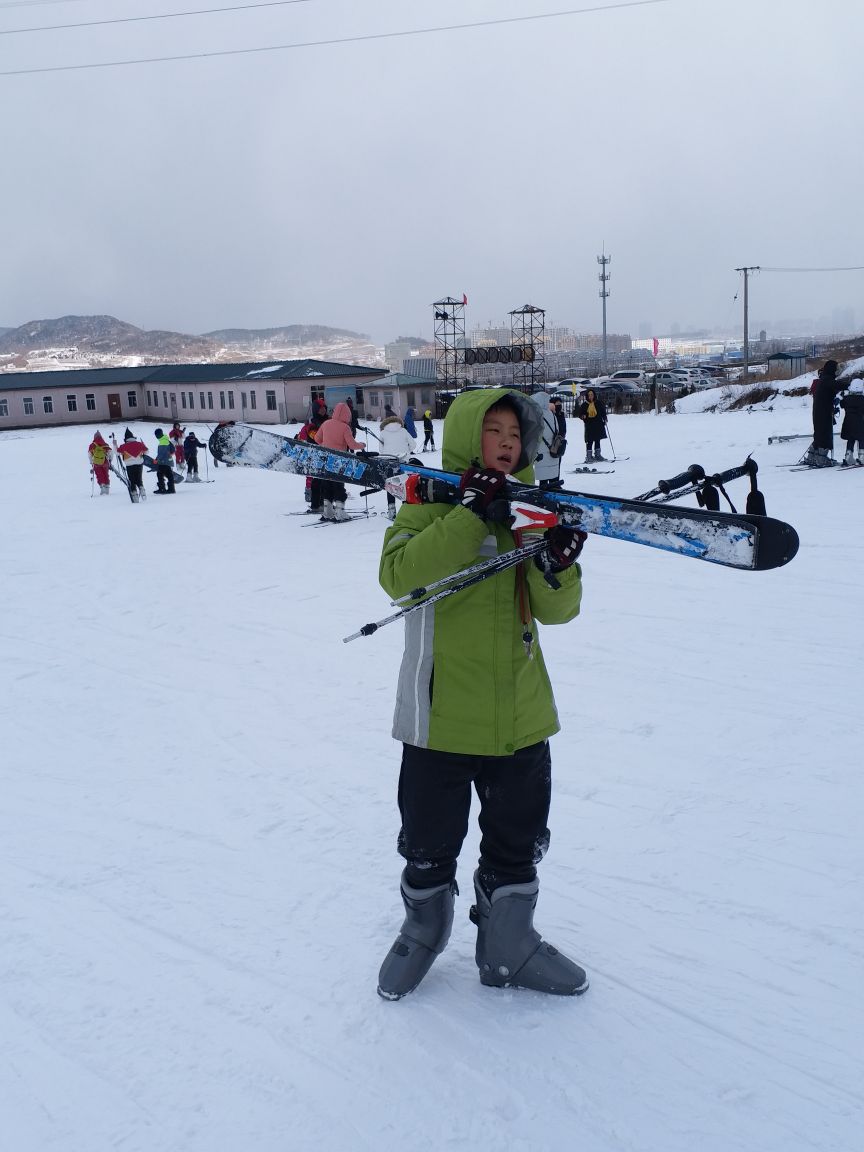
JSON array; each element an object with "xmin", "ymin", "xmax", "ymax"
[
  {"xmin": 344, "ymin": 537, "xmax": 552, "ymax": 643},
  {"xmin": 90, "ymin": 466, "xmax": 95, "ymax": 497},
  {"xmin": 603, "ymin": 420, "xmax": 617, "ymax": 461},
  {"xmin": 390, "ymin": 537, "xmax": 550, "ymax": 606},
  {"xmin": 110, "ymin": 434, "xmax": 135, "ymax": 503},
  {"xmin": 358, "ymin": 424, "xmax": 383, "ymax": 445}
]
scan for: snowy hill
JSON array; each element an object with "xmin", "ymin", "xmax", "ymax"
[{"xmin": 1, "ymin": 407, "xmax": 861, "ymax": 1152}]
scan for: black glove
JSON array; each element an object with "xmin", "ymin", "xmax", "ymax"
[
  {"xmin": 458, "ymin": 466, "xmax": 508, "ymax": 519},
  {"xmin": 534, "ymin": 524, "xmax": 587, "ymax": 575}
]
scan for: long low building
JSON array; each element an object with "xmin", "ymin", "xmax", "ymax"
[{"xmin": 0, "ymin": 359, "xmax": 387, "ymax": 430}]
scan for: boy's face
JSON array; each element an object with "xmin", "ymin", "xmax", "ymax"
[{"xmin": 480, "ymin": 406, "xmax": 521, "ymax": 472}]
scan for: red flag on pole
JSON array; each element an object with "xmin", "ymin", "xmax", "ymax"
[{"xmin": 462, "ymin": 293, "xmax": 468, "ymax": 306}]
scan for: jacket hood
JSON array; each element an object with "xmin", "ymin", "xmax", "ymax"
[
  {"xmin": 92, "ymin": 432, "xmax": 107, "ymax": 445},
  {"xmin": 380, "ymin": 414, "xmax": 403, "ymax": 429},
  {"xmin": 332, "ymin": 401, "xmax": 352, "ymax": 425},
  {"xmin": 441, "ymin": 389, "xmax": 542, "ymax": 480}
]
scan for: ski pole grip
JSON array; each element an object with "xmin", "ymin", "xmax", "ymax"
[{"xmin": 658, "ymin": 464, "xmax": 705, "ymax": 494}]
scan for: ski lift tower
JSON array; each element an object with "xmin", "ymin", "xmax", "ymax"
[
  {"xmin": 432, "ymin": 297, "xmax": 467, "ymax": 393},
  {"xmin": 510, "ymin": 304, "xmax": 546, "ymax": 391}
]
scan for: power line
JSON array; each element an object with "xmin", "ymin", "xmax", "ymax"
[
  {"xmin": 0, "ymin": 1, "xmax": 95, "ymax": 8},
  {"xmin": 760, "ymin": 265, "xmax": 864, "ymax": 273},
  {"xmin": 1, "ymin": 0, "xmax": 313, "ymax": 37},
  {"xmin": 0, "ymin": 0, "xmax": 669, "ymax": 77},
  {"xmin": 0, "ymin": 1, "xmax": 96, "ymax": 7}
]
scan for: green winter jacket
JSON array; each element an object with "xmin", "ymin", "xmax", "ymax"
[{"xmin": 379, "ymin": 388, "xmax": 582, "ymax": 756}]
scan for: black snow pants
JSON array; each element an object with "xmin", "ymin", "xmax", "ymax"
[
  {"xmin": 125, "ymin": 464, "xmax": 144, "ymax": 491},
  {"xmin": 397, "ymin": 740, "xmax": 552, "ymax": 894}
]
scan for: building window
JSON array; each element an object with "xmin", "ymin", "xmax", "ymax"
[
  {"xmin": 406, "ymin": 390, "xmax": 416, "ymax": 407},
  {"xmin": 67, "ymin": 394, "xmax": 77, "ymax": 412},
  {"xmin": 181, "ymin": 392, "xmax": 187, "ymax": 408},
  {"xmin": 250, "ymin": 390, "xmax": 257, "ymax": 410},
  {"xmin": 369, "ymin": 392, "xmax": 380, "ymax": 408},
  {"xmin": 127, "ymin": 390, "xmax": 138, "ymax": 408},
  {"xmin": 0, "ymin": 399, "xmax": 8, "ymax": 417},
  {"xmin": 207, "ymin": 391, "xmax": 214, "ymax": 410},
  {"xmin": 146, "ymin": 390, "xmax": 152, "ymax": 406},
  {"xmin": 162, "ymin": 391, "xmax": 168, "ymax": 408},
  {"xmin": 421, "ymin": 390, "xmax": 433, "ymax": 405},
  {"xmin": 219, "ymin": 391, "xmax": 226, "ymax": 409},
  {"xmin": 199, "ymin": 391, "xmax": 206, "ymax": 409},
  {"xmin": 189, "ymin": 392, "xmax": 195, "ymax": 409},
  {"xmin": 86, "ymin": 394, "xmax": 96, "ymax": 411},
  {"xmin": 169, "ymin": 393, "xmax": 176, "ymax": 411},
  {"xmin": 43, "ymin": 396, "xmax": 54, "ymax": 414},
  {"xmin": 266, "ymin": 390, "xmax": 277, "ymax": 411},
  {"xmin": 23, "ymin": 397, "xmax": 34, "ymax": 415},
  {"xmin": 240, "ymin": 392, "xmax": 247, "ymax": 410},
  {"xmin": 228, "ymin": 391, "xmax": 235, "ymax": 410}
]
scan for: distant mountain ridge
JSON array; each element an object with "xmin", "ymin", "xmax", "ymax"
[
  {"xmin": 0, "ymin": 315, "xmax": 370, "ymax": 359},
  {"xmin": 204, "ymin": 324, "xmax": 365, "ymax": 344}
]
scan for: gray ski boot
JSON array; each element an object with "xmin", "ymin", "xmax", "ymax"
[
  {"xmin": 471, "ymin": 871, "xmax": 588, "ymax": 996},
  {"xmin": 377, "ymin": 870, "xmax": 457, "ymax": 1001}
]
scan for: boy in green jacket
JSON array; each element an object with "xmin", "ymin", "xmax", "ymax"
[{"xmin": 377, "ymin": 388, "xmax": 589, "ymax": 1000}]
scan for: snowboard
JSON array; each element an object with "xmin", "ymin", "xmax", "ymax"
[
  {"xmin": 143, "ymin": 454, "xmax": 185, "ymax": 483},
  {"xmin": 208, "ymin": 426, "xmax": 799, "ymax": 571}
]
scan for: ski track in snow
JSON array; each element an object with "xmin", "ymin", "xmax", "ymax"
[{"xmin": 1, "ymin": 406, "xmax": 861, "ymax": 1152}]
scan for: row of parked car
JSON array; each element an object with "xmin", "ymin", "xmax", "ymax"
[{"xmin": 546, "ymin": 366, "xmax": 725, "ymax": 405}]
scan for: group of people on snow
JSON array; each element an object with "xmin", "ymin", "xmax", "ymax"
[
  {"xmin": 87, "ymin": 420, "xmax": 207, "ymax": 498},
  {"xmin": 805, "ymin": 359, "xmax": 864, "ymax": 467}
]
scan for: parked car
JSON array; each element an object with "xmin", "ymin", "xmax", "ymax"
[
  {"xmin": 593, "ymin": 380, "xmax": 647, "ymax": 404},
  {"xmin": 605, "ymin": 370, "xmax": 649, "ymax": 391},
  {"xmin": 654, "ymin": 371, "xmax": 689, "ymax": 388}
]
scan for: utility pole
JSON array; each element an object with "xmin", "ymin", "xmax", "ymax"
[
  {"xmin": 734, "ymin": 266, "xmax": 760, "ymax": 382},
  {"xmin": 597, "ymin": 249, "xmax": 611, "ymax": 373}
]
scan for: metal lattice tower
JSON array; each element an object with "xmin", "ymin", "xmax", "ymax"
[
  {"xmin": 509, "ymin": 304, "xmax": 546, "ymax": 391},
  {"xmin": 597, "ymin": 250, "xmax": 611, "ymax": 372},
  {"xmin": 432, "ymin": 297, "xmax": 466, "ymax": 391}
]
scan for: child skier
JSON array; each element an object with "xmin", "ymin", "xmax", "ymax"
[
  {"xmin": 183, "ymin": 431, "xmax": 207, "ymax": 482},
  {"xmin": 153, "ymin": 429, "xmax": 176, "ymax": 494},
  {"xmin": 422, "ymin": 409, "xmax": 435, "ymax": 451},
  {"xmin": 377, "ymin": 388, "xmax": 588, "ymax": 1001},
  {"xmin": 170, "ymin": 421, "xmax": 186, "ymax": 469},
  {"xmin": 117, "ymin": 428, "xmax": 148, "ymax": 501},
  {"xmin": 88, "ymin": 431, "xmax": 112, "ymax": 494},
  {"xmin": 313, "ymin": 402, "xmax": 365, "ymax": 520},
  {"xmin": 839, "ymin": 378, "xmax": 864, "ymax": 466},
  {"xmin": 379, "ymin": 410, "xmax": 416, "ymax": 519}
]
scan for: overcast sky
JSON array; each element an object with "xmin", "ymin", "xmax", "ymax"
[{"xmin": 2, "ymin": 0, "xmax": 863, "ymax": 343}]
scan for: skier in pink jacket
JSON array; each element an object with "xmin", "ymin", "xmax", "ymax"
[{"xmin": 313, "ymin": 402, "xmax": 366, "ymax": 520}]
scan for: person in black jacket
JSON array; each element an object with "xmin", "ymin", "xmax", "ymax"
[
  {"xmin": 839, "ymin": 378, "xmax": 864, "ymax": 466},
  {"xmin": 183, "ymin": 431, "xmax": 207, "ymax": 482},
  {"xmin": 804, "ymin": 359, "xmax": 845, "ymax": 466},
  {"xmin": 577, "ymin": 389, "xmax": 608, "ymax": 462}
]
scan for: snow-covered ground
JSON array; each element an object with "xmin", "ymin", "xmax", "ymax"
[{"xmin": 2, "ymin": 398, "xmax": 862, "ymax": 1152}]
